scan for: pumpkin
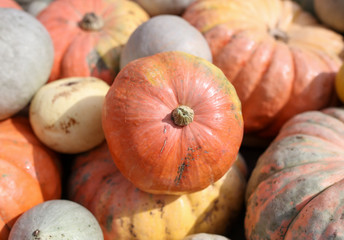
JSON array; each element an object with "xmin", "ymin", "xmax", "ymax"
[
  {"xmin": 15, "ymin": 0, "xmax": 53, "ymax": 16},
  {"xmin": 120, "ymin": 14, "xmax": 212, "ymax": 69},
  {"xmin": 292, "ymin": 0, "xmax": 314, "ymax": 14},
  {"xmin": 314, "ymin": 0, "xmax": 344, "ymax": 33},
  {"xmin": 183, "ymin": 233, "xmax": 230, "ymax": 240},
  {"xmin": 68, "ymin": 141, "xmax": 247, "ymax": 240},
  {"xmin": 335, "ymin": 63, "xmax": 344, "ymax": 103},
  {"xmin": 245, "ymin": 107, "xmax": 344, "ymax": 239},
  {"xmin": 1, "ymin": 0, "xmax": 22, "ymax": 9},
  {"xmin": 37, "ymin": 0, "xmax": 149, "ymax": 84},
  {"xmin": 0, "ymin": 8, "xmax": 54, "ymax": 121},
  {"xmin": 102, "ymin": 51, "xmax": 243, "ymax": 194},
  {"xmin": 29, "ymin": 77, "xmax": 110, "ymax": 154},
  {"xmin": 0, "ymin": 117, "xmax": 61, "ymax": 239},
  {"xmin": 131, "ymin": 0, "xmax": 195, "ymax": 16},
  {"xmin": 8, "ymin": 199, "xmax": 103, "ymax": 239},
  {"xmin": 183, "ymin": 0, "xmax": 344, "ymax": 139}
]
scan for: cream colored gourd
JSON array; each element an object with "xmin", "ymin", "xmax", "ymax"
[
  {"xmin": 8, "ymin": 200, "xmax": 104, "ymax": 240},
  {"xmin": 29, "ymin": 77, "xmax": 109, "ymax": 154},
  {"xmin": 132, "ymin": 0, "xmax": 195, "ymax": 16},
  {"xmin": 183, "ymin": 233, "xmax": 230, "ymax": 240},
  {"xmin": 0, "ymin": 8, "xmax": 53, "ymax": 120},
  {"xmin": 120, "ymin": 15, "xmax": 212, "ymax": 69}
]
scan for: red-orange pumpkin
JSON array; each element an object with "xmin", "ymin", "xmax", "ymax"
[
  {"xmin": 1, "ymin": 0, "xmax": 22, "ymax": 9},
  {"xmin": 245, "ymin": 107, "xmax": 344, "ymax": 239},
  {"xmin": 37, "ymin": 0, "xmax": 149, "ymax": 84},
  {"xmin": 183, "ymin": 0, "xmax": 344, "ymax": 139},
  {"xmin": 0, "ymin": 117, "xmax": 61, "ymax": 239},
  {"xmin": 102, "ymin": 51, "xmax": 243, "ymax": 194}
]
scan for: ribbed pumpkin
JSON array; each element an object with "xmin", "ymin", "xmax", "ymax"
[
  {"xmin": 68, "ymin": 141, "xmax": 247, "ymax": 240},
  {"xmin": 183, "ymin": 0, "xmax": 344, "ymax": 138},
  {"xmin": 0, "ymin": 117, "xmax": 61, "ymax": 239},
  {"xmin": 1, "ymin": 0, "xmax": 22, "ymax": 9},
  {"xmin": 245, "ymin": 107, "xmax": 344, "ymax": 239},
  {"xmin": 102, "ymin": 51, "xmax": 243, "ymax": 194},
  {"xmin": 37, "ymin": 0, "xmax": 149, "ymax": 84}
]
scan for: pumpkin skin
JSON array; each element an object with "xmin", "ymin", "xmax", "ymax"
[
  {"xmin": 1, "ymin": 0, "xmax": 22, "ymax": 9},
  {"xmin": 37, "ymin": 0, "xmax": 149, "ymax": 84},
  {"xmin": 0, "ymin": 117, "xmax": 61, "ymax": 239},
  {"xmin": 29, "ymin": 77, "xmax": 110, "ymax": 154},
  {"xmin": 8, "ymin": 200, "xmax": 104, "ymax": 240},
  {"xmin": 120, "ymin": 14, "xmax": 212, "ymax": 69},
  {"xmin": 132, "ymin": 0, "xmax": 195, "ymax": 16},
  {"xmin": 68, "ymin": 141, "xmax": 247, "ymax": 240},
  {"xmin": 183, "ymin": 0, "xmax": 344, "ymax": 138},
  {"xmin": 245, "ymin": 107, "xmax": 344, "ymax": 239},
  {"xmin": 102, "ymin": 51, "xmax": 243, "ymax": 194},
  {"xmin": 0, "ymin": 8, "xmax": 54, "ymax": 121}
]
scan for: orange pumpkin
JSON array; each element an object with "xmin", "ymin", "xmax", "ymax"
[
  {"xmin": 37, "ymin": 0, "xmax": 149, "ymax": 84},
  {"xmin": 245, "ymin": 107, "xmax": 344, "ymax": 239},
  {"xmin": 102, "ymin": 51, "xmax": 243, "ymax": 194},
  {"xmin": 183, "ymin": 0, "xmax": 344, "ymax": 138},
  {"xmin": 68, "ymin": 141, "xmax": 247, "ymax": 240},
  {"xmin": 0, "ymin": 117, "xmax": 61, "ymax": 239},
  {"xmin": 1, "ymin": 0, "xmax": 22, "ymax": 9}
]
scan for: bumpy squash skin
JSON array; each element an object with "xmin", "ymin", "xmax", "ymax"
[
  {"xmin": 0, "ymin": 117, "xmax": 61, "ymax": 239},
  {"xmin": 37, "ymin": 0, "xmax": 149, "ymax": 84},
  {"xmin": 245, "ymin": 107, "xmax": 344, "ymax": 239},
  {"xmin": 183, "ymin": 0, "xmax": 343, "ymax": 138},
  {"xmin": 68, "ymin": 142, "xmax": 247, "ymax": 240},
  {"xmin": 102, "ymin": 51, "xmax": 243, "ymax": 194}
]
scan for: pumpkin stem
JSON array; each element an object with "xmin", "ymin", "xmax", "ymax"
[
  {"xmin": 269, "ymin": 28, "xmax": 289, "ymax": 43},
  {"xmin": 172, "ymin": 105, "xmax": 194, "ymax": 126},
  {"xmin": 79, "ymin": 12, "xmax": 104, "ymax": 31}
]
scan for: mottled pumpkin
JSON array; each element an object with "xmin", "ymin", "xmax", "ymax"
[
  {"xmin": 37, "ymin": 0, "xmax": 149, "ymax": 84},
  {"xmin": 245, "ymin": 107, "xmax": 344, "ymax": 239},
  {"xmin": 0, "ymin": 117, "xmax": 61, "ymax": 239},
  {"xmin": 183, "ymin": 0, "xmax": 344, "ymax": 138},
  {"xmin": 102, "ymin": 51, "xmax": 243, "ymax": 194},
  {"xmin": 68, "ymin": 141, "xmax": 247, "ymax": 240}
]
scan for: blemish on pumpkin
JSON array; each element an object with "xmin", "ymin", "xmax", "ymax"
[
  {"xmin": 174, "ymin": 162, "xmax": 189, "ymax": 185},
  {"xmin": 106, "ymin": 215, "xmax": 113, "ymax": 232},
  {"xmin": 60, "ymin": 117, "xmax": 78, "ymax": 134},
  {"xmin": 32, "ymin": 229, "xmax": 40, "ymax": 238},
  {"xmin": 129, "ymin": 224, "xmax": 137, "ymax": 238},
  {"xmin": 156, "ymin": 200, "xmax": 165, "ymax": 218},
  {"xmin": 160, "ymin": 138, "xmax": 167, "ymax": 153}
]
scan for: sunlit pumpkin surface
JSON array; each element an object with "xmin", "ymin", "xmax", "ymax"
[
  {"xmin": 245, "ymin": 107, "xmax": 344, "ymax": 239},
  {"xmin": 37, "ymin": 0, "xmax": 149, "ymax": 84},
  {"xmin": 102, "ymin": 51, "xmax": 243, "ymax": 194},
  {"xmin": 183, "ymin": 0, "xmax": 344, "ymax": 138}
]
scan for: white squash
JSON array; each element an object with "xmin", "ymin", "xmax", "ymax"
[
  {"xmin": 29, "ymin": 77, "xmax": 109, "ymax": 154},
  {"xmin": 8, "ymin": 200, "xmax": 104, "ymax": 240},
  {"xmin": 15, "ymin": 0, "xmax": 53, "ymax": 16},
  {"xmin": 120, "ymin": 15, "xmax": 212, "ymax": 69},
  {"xmin": 132, "ymin": 0, "xmax": 195, "ymax": 16},
  {"xmin": 183, "ymin": 233, "xmax": 230, "ymax": 240},
  {"xmin": 0, "ymin": 8, "xmax": 54, "ymax": 120}
]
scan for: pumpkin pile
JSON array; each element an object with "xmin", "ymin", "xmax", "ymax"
[{"xmin": 1, "ymin": 0, "xmax": 344, "ymax": 239}]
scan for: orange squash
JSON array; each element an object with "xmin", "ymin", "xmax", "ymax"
[
  {"xmin": 37, "ymin": 0, "xmax": 149, "ymax": 84},
  {"xmin": 183, "ymin": 0, "xmax": 344, "ymax": 139},
  {"xmin": 68, "ymin": 141, "xmax": 247, "ymax": 240},
  {"xmin": 102, "ymin": 51, "xmax": 243, "ymax": 194},
  {"xmin": 1, "ymin": 0, "xmax": 22, "ymax": 9},
  {"xmin": 0, "ymin": 117, "xmax": 61, "ymax": 239},
  {"xmin": 245, "ymin": 107, "xmax": 344, "ymax": 239}
]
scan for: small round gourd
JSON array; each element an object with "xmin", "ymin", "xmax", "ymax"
[
  {"xmin": 29, "ymin": 77, "xmax": 110, "ymax": 154},
  {"xmin": 8, "ymin": 200, "xmax": 103, "ymax": 240},
  {"xmin": 183, "ymin": 233, "xmax": 230, "ymax": 240},
  {"xmin": 120, "ymin": 15, "xmax": 212, "ymax": 69},
  {"xmin": 0, "ymin": 8, "xmax": 54, "ymax": 120}
]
